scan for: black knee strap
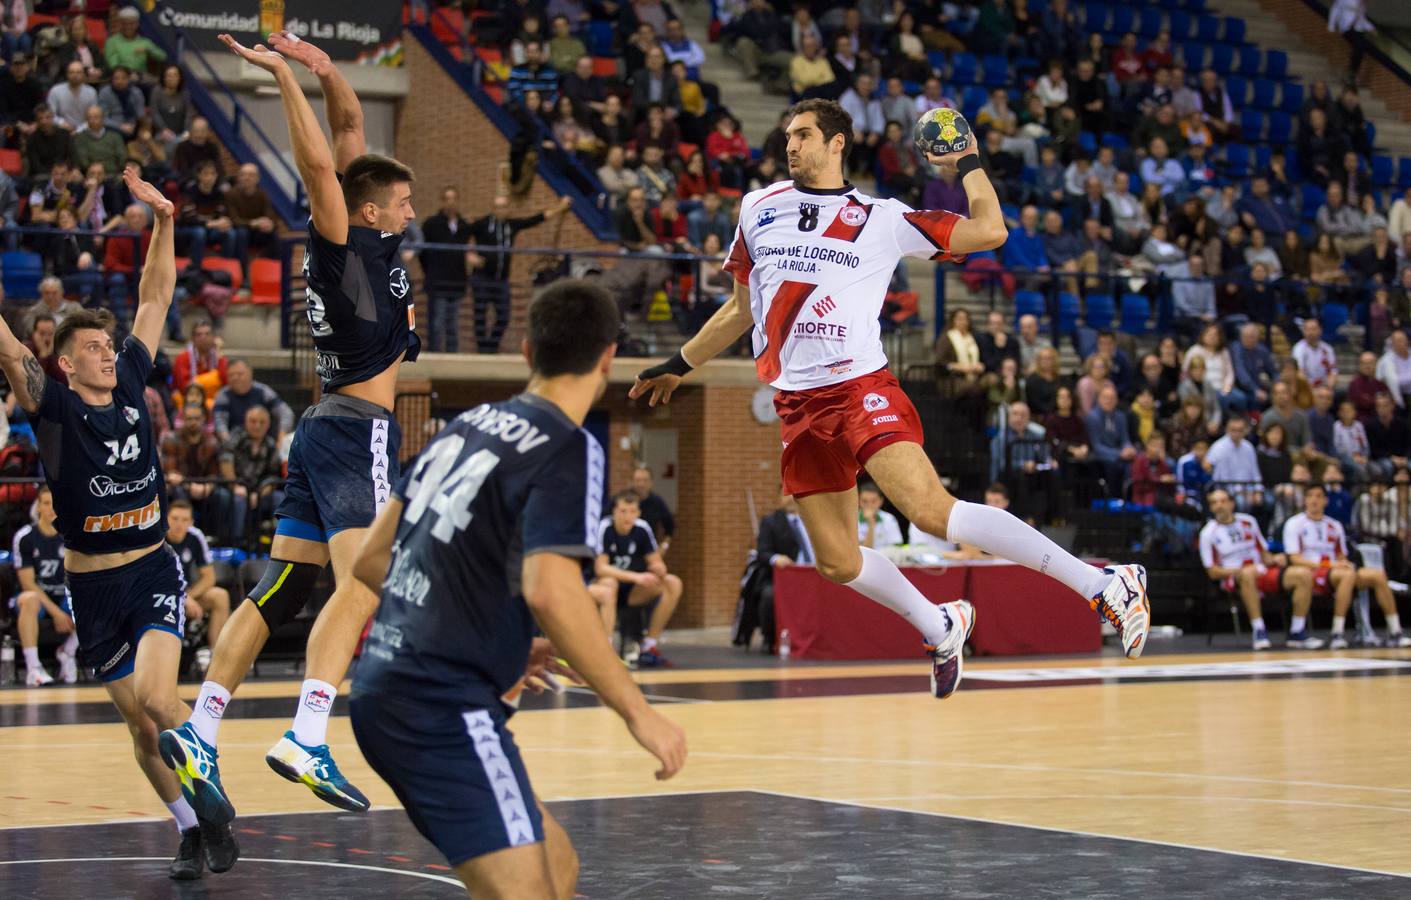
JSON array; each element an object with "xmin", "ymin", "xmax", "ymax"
[{"xmin": 244, "ymin": 559, "xmax": 324, "ymax": 630}]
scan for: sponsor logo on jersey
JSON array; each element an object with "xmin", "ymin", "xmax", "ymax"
[
  {"xmin": 862, "ymin": 392, "xmax": 889, "ymax": 412},
  {"xmin": 756, "ymin": 207, "xmax": 776, "ymax": 227},
  {"xmin": 304, "ymin": 689, "xmax": 334, "ymax": 712},
  {"xmin": 872, "ymin": 414, "xmax": 900, "ymax": 425},
  {"xmin": 840, "ymin": 205, "xmax": 868, "ymax": 226},
  {"xmin": 824, "ymin": 358, "xmax": 854, "ymax": 376},
  {"xmin": 812, "ymin": 295, "xmax": 836, "ymax": 318},
  {"xmin": 390, "ymin": 267, "xmax": 410, "ymax": 299},
  {"xmin": 793, "ymin": 320, "xmax": 848, "ymax": 337},
  {"xmin": 204, "ymin": 695, "xmax": 227, "ymax": 718},
  {"xmin": 83, "ymin": 496, "xmax": 162, "ymax": 533},
  {"xmin": 89, "ymin": 466, "xmax": 158, "ymax": 498},
  {"xmin": 123, "ymin": 406, "xmax": 141, "ymax": 426}
]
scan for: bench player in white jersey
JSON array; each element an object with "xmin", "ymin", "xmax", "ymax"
[
  {"xmin": 632, "ymin": 99, "xmax": 1150, "ymax": 697},
  {"xmin": 1283, "ymin": 483, "xmax": 1411, "ymax": 649},
  {"xmin": 1198, "ymin": 487, "xmax": 1320, "ymax": 650}
]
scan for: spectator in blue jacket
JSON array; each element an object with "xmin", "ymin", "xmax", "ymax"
[
  {"xmin": 1139, "ymin": 137, "xmax": 1186, "ymax": 196},
  {"xmin": 1237, "ymin": 176, "xmax": 1299, "ymax": 235},
  {"xmin": 507, "ymin": 40, "xmax": 559, "ymax": 105},
  {"xmin": 1230, "ymin": 322, "xmax": 1279, "ymax": 408},
  {"xmin": 1005, "ymin": 205, "xmax": 1050, "ymax": 287},
  {"xmin": 1086, "ymin": 384, "xmax": 1136, "ymax": 494}
]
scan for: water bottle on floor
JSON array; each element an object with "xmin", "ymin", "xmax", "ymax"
[
  {"xmin": 778, "ymin": 629, "xmax": 791, "ymax": 660},
  {"xmin": 0, "ymin": 636, "xmax": 15, "ymax": 686}
]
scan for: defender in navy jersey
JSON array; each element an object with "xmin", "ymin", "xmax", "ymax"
[
  {"xmin": 0, "ymin": 167, "xmax": 239, "ymax": 879},
  {"xmin": 160, "ymin": 32, "xmax": 421, "ymax": 821},
  {"xmin": 10, "ymin": 486, "xmax": 77, "ymax": 686},
  {"xmin": 591, "ymin": 492, "xmax": 683, "ymax": 667},
  {"xmin": 350, "ymin": 280, "xmax": 685, "ymax": 897}
]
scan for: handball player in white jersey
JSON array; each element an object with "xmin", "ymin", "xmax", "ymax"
[{"xmin": 632, "ymin": 99, "xmax": 1150, "ymax": 696}]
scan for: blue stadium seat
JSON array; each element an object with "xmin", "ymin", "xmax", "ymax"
[
  {"xmin": 588, "ymin": 20, "xmax": 615, "ymax": 57},
  {"xmin": 1168, "ymin": 10, "xmax": 1193, "ymax": 39},
  {"xmin": 1109, "ymin": 6, "xmax": 1135, "ymax": 34},
  {"xmin": 902, "ymin": 80, "xmax": 923, "ymax": 95},
  {"xmin": 1120, "ymin": 294, "xmax": 1151, "ymax": 335},
  {"xmin": 1372, "ymin": 155, "xmax": 1394, "ymax": 187},
  {"xmin": 1250, "ymin": 78, "xmax": 1277, "ymax": 109},
  {"xmin": 1264, "ymin": 49, "xmax": 1288, "ymax": 79},
  {"xmin": 1181, "ymin": 41, "xmax": 1206, "ymax": 69},
  {"xmin": 1321, "ymin": 303, "xmax": 1349, "ymax": 342},
  {"xmin": 1084, "ymin": 2, "xmax": 1109, "ymax": 32},
  {"xmin": 1196, "ymin": 14, "xmax": 1220, "ymax": 42},
  {"xmin": 951, "ymin": 52, "xmax": 978, "ymax": 84},
  {"xmin": 1, "ymin": 250, "xmax": 43, "ymax": 298},
  {"xmin": 1278, "ymin": 81, "xmax": 1303, "ymax": 114},
  {"xmin": 1138, "ymin": 8, "xmax": 1163, "ymax": 37},
  {"xmin": 1300, "ymin": 182, "xmax": 1326, "ymax": 213},
  {"xmin": 982, "ymin": 54, "xmax": 1010, "ymax": 85},
  {"xmin": 1267, "ymin": 111, "xmax": 1293, "ymax": 145},
  {"xmin": 927, "ymin": 50, "xmax": 948, "ymax": 72},
  {"xmin": 1222, "ymin": 17, "xmax": 1245, "ymax": 45},
  {"xmin": 1365, "ymin": 121, "xmax": 1377, "ymax": 151},
  {"xmin": 1078, "ymin": 131, "xmax": 1098, "ymax": 155},
  {"xmin": 962, "ymin": 85, "xmax": 988, "ymax": 118},
  {"xmin": 1236, "ymin": 45, "xmax": 1262, "ymax": 75},
  {"xmin": 1224, "ymin": 143, "xmax": 1251, "ymax": 178},
  {"xmin": 1057, "ymin": 293, "xmax": 1081, "ymax": 335},
  {"xmin": 1239, "ymin": 110, "xmax": 1265, "ymax": 142},
  {"xmin": 1101, "ymin": 132, "xmax": 1130, "ymax": 150},
  {"xmin": 1398, "ymin": 156, "xmax": 1411, "ymax": 190},
  {"xmin": 1085, "ymin": 294, "xmax": 1116, "ymax": 328},
  {"xmin": 1225, "ymin": 76, "xmax": 1248, "ymax": 106},
  {"xmin": 1254, "ymin": 145, "xmax": 1272, "ymax": 172},
  {"xmin": 1209, "ymin": 44, "xmax": 1234, "ymax": 75},
  {"xmin": 1015, "ymin": 290, "xmax": 1046, "ymax": 320}
]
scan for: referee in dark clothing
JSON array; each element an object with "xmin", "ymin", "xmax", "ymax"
[
  {"xmin": 631, "ymin": 464, "xmax": 676, "ymax": 553},
  {"xmin": 419, "ymin": 187, "xmax": 474, "ymax": 353},
  {"xmin": 467, "ymin": 194, "xmax": 571, "ymax": 354}
]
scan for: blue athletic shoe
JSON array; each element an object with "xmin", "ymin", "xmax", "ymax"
[
  {"xmin": 1286, "ymin": 629, "xmax": 1325, "ymax": 650},
  {"xmin": 925, "ymin": 600, "xmax": 975, "ymax": 700},
  {"xmin": 1252, "ymin": 625, "xmax": 1271, "ymax": 651},
  {"xmin": 265, "ymin": 731, "xmax": 370, "ymax": 812},
  {"xmin": 158, "ymin": 723, "xmax": 235, "ymax": 825}
]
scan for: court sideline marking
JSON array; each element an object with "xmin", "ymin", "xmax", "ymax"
[{"xmin": 0, "ymin": 855, "xmax": 462, "ymax": 886}]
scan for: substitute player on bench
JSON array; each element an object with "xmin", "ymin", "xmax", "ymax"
[
  {"xmin": 11, "ymin": 486, "xmax": 77, "ymax": 685},
  {"xmin": 633, "ymin": 99, "xmax": 1150, "ymax": 697}
]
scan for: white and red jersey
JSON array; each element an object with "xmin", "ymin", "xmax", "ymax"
[
  {"xmin": 1282, "ymin": 512, "xmax": 1347, "ymax": 565},
  {"xmin": 723, "ymin": 180, "xmax": 967, "ymax": 391},
  {"xmin": 1198, "ymin": 513, "xmax": 1267, "ymax": 570}
]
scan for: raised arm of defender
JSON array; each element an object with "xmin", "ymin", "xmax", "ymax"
[
  {"xmin": 126, "ymin": 165, "xmax": 177, "ymax": 359},
  {"xmin": 220, "ymin": 34, "xmax": 348, "ymax": 244}
]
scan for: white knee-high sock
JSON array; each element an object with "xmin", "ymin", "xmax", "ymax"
[
  {"xmin": 946, "ymin": 501, "xmax": 1112, "ymax": 600},
  {"xmin": 846, "ymin": 547, "xmax": 955, "ymax": 645}
]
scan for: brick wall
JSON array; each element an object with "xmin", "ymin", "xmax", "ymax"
[
  {"xmin": 432, "ymin": 379, "xmax": 783, "ymax": 628},
  {"xmin": 393, "ymin": 37, "xmax": 619, "ymax": 350},
  {"xmin": 1253, "ymin": 0, "xmax": 1411, "ymax": 121}
]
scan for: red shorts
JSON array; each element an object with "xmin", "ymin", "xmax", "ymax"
[
  {"xmin": 1221, "ymin": 566, "xmax": 1284, "ymax": 594},
  {"xmin": 774, "ymin": 368, "xmax": 924, "ymax": 499}
]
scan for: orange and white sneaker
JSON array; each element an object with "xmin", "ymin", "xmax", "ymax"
[
  {"xmin": 925, "ymin": 600, "xmax": 975, "ymax": 700},
  {"xmin": 1091, "ymin": 564, "xmax": 1150, "ymax": 659}
]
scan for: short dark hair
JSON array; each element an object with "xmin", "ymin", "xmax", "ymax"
[
  {"xmin": 526, "ymin": 278, "xmax": 619, "ymax": 377},
  {"xmin": 858, "ymin": 481, "xmax": 882, "ymax": 497},
  {"xmin": 985, "ymin": 481, "xmax": 1010, "ymax": 499},
  {"xmin": 1205, "ymin": 486, "xmax": 1231, "ymax": 503},
  {"xmin": 342, "ymin": 154, "xmax": 415, "ymax": 211},
  {"xmin": 29, "ymin": 311, "xmax": 56, "ymax": 333},
  {"xmin": 170, "ymin": 498, "xmax": 195, "ymax": 512},
  {"xmin": 612, "ymin": 491, "xmax": 641, "ymax": 510},
  {"xmin": 54, "ymin": 308, "xmax": 115, "ymax": 356},
  {"xmin": 1304, "ymin": 482, "xmax": 1327, "ymax": 497},
  {"xmin": 787, "ymin": 98, "xmax": 853, "ymax": 166}
]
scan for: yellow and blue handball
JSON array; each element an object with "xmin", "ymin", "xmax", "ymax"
[{"xmin": 913, "ymin": 107, "xmax": 973, "ymax": 157}]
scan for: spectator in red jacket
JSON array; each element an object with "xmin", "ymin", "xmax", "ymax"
[
  {"xmin": 100, "ymin": 201, "xmax": 151, "ymax": 317},
  {"xmin": 705, "ymin": 113, "xmax": 750, "ymax": 191},
  {"xmin": 649, "ymin": 195, "xmax": 694, "ymax": 253},
  {"xmin": 1130, "ymin": 431, "xmax": 1175, "ymax": 506},
  {"xmin": 675, "ymin": 149, "xmax": 720, "ymax": 201},
  {"xmin": 172, "ymin": 318, "xmax": 228, "ymax": 397}
]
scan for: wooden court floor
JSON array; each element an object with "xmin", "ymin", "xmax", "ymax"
[{"xmin": 2, "ymin": 648, "xmax": 1409, "ymax": 894}]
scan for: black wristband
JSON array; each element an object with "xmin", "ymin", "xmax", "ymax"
[
  {"xmin": 639, "ymin": 351, "xmax": 693, "ymax": 381},
  {"xmin": 956, "ymin": 154, "xmax": 982, "ymax": 178}
]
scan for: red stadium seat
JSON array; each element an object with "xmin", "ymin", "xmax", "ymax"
[
  {"xmin": 87, "ymin": 17, "xmax": 106, "ymax": 47},
  {"xmin": 0, "ymin": 148, "xmax": 20, "ymax": 176},
  {"xmin": 249, "ymin": 258, "xmax": 282, "ymax": 305},
  {"xmin": 430, "ymin": 9, "xmax": 465, "ymax": 45},
  {"xmin": 484, "ymin": 85, "xmax": 504, "ymax": 104},
  {"xmin": 592, "ymin": 57, "xmax": 618, "ymax": 78},
  {"xmin": 201, "ymin": 256, "xmax": 243, "ymax": 291},
  {"xmin": 478, "ymin": 47, "xmax": 502, "ymax": 65},
  {"xmin": 677, "ymin": 142, "xmax": 699, "ymax": 161}
]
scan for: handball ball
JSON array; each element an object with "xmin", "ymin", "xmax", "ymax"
[{"xmin": 913, "ymin": 107, "xmax": 973, "ymax": 158}]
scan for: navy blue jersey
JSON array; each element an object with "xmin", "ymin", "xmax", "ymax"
[
  {"xmin": 167, "ymin": 527, "xmax": 212, "ymax": 587},
  {"xmin": 596, "ymin": 517, "xmax": 657, "ymax": 573},
  {"xmin": 303, "ymin": 218, "xmax": 422, "ymax": 391},
  {"xmin": 32, "ymin": 337, "xmax": 167, "ymax": 555},
  {"xmin": 356, "ymin": 393, "xmax": 604, "ymax": 711},
  {"xmin": 12, "ymin": 524, "xmax": 66, "ymax": 602}
]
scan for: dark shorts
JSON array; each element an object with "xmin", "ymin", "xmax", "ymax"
[
  {"xmin": 8, "ymin": 591, "xmax": 71, "ymax": 617},
  {"xmin": 276, "ymin": 394, "xmax": 402, "ymax": 540},
  {"xmin": 350, "ymin": 691, "xmax": 544, "ymax": 867},
  {"xmin": 66, "ymin": 545, "xmax": 187, "ymax": 682}
]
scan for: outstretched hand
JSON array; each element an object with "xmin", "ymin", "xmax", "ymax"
[
  {"xmin": 219, "ymin": 34, "xmax": 291, "ymax": 74},
  {"xmin": 267, "ymin": 30, "xmax": 334, "ymax": 77},
  {"xmin": 123, "ymin": 165, "xmax": 173, "ymax": 219}
]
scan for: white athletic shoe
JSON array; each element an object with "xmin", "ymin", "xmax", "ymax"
[
  {"xmin": 25, "ymin": 666, "xmax": 54, "ymax": 686},
  {"xmin": 56, "ymin": 648, "xmax": 78, "ymax": 684},
  {"xmin": 1090, "ymin": 564, "xmax": 1150, "ymax": 659},
  {"xmin": 1387, "ymin": 632, "xmax": 1411, "ymax": 648},
  {"xmin": 1328, "ymin": 633, "xmax": 1350, "ymax": 650},
  {"xmin": 925, "ymin": 600, "xmax": 975, "ymax": 700}
]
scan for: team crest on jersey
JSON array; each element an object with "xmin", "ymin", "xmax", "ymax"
[
  {"xmin": 756, "ymin": 207, "xmax": 776, "ymax": 227},
  {"xmin": 390, "ymin": 267, "xmax": 410, "ymax": 299},
  {"xmin": 123, "ymin": 406, "xmax": 140, "ymax": 426},
  {"xmin": 862, "ymin": 392, "xmax": 889, "ymax": 412},
  {"xmin": 840, "ymin": 205, "xmax": 868, "ymax": 226}
]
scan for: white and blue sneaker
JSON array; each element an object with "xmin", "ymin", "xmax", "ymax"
[
  {"xmin": 925, "ymin": 600, "xmax": 975, "ymax": 700},
  {"xmin": 1386, "ymin": 632, "xmax": 1411, "ymax": 648},
  {"xmin": 266, "ymin": 731, "xmax": 370, "ymax": 812},
  {"xmin": 1329, "ymin": 632, "xmax": 1350, "ymax": 650},
  {"xmin": 1090, "ymin": 564, "xmax": 1150, "ymax": 658},
  {"xmin": 1286, "ymin": 629, "xmax": 1325, "ymax": 650},
  {"xmin": 1252, "ymin": 626, "xmax": 1272, "ymax": 651},
  {"xmin": 158, "ymin": 723, "xmax": 235, "ymax": 824}
]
